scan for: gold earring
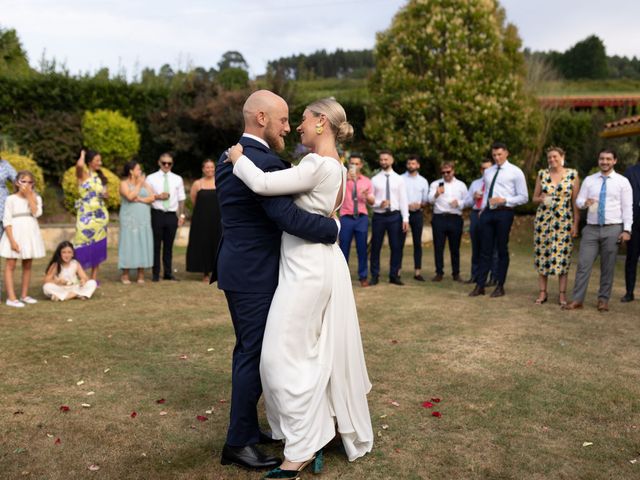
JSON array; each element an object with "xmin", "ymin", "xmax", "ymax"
[{"xmin": 315, "ymin": 124, "xmax": 324, "ymax": 135}]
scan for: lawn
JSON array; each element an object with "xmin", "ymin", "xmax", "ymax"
[{"xmin": 1, "ymin": 219, "xmax": 639, "ymax": 479}]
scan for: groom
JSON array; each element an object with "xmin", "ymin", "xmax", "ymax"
[{"xmin": 215, "ymin": 90, "xmax": 339, "ymax": 470}]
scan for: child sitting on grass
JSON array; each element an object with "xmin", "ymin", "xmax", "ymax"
[{"xmin": 43, "ymin": 241, "xmax": 97, "ymax": 301}]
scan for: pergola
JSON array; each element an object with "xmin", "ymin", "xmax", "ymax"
[{"xmin": 600, "ymin": 115, "xmax": 640, "ymax": 139}]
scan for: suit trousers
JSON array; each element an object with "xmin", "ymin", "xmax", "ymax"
[
  {"xmin": 469, "ymin": 210, "xmax": 499, "ymax": 282},
  {"xmin": 401, "ymin": 210, "xmax": 424, "ymax": 270},
  {"xmin": 370, "ymin": 211, "xmax": 403, "ymax": 279},
  {"xmin": 572, "ymin": 224, "xmax": 622, "ymax": 303},
  {"xmin": 338, "ymin": 214, "xmax": 369, "ymax": 280},
  {"xmin": 431, "ymin": 213, "xmax": 463, "ymax": 276},
  {"xmin": 224, "ymin": 290, "xmax": 273, "ymax": 447},
  {"xmin": 624, "ymin": 210, "xmax": 640, "ymax": 295},
  {"xmin": 476, "ymin": 208, "xmax": 514, "ymax": 287},
  {"xmin": 151, "ymin": 209, "xmax": 178, "ymax": 278}
]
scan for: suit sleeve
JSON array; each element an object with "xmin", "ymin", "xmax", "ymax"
[{"xmin": 233, "ymin": 153, "xmax": 326, "ymax": 196}]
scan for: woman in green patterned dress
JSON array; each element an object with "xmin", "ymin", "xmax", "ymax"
[
  {"xmin": 74, "ymin": 150, "xmax": 109, "ymax": 283},
  {"xmin": 532, "ymin": 146, "xmax": 580, "ymax": 306}
]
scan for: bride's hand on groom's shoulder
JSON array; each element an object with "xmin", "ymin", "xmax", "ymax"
[{"xmin": 225, "ymin": 143, "xmax": 244, "ymax": 164}]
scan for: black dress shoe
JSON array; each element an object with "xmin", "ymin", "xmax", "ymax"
[
  {"xmin": 370, "ymin": 276, "xmax": 379, "ymax": 286},
  {"xmin": 389, "ymin": 276, "xmax": 404, "ymax": 286},
  {"xmin": 220, "ymin": 444, "xmax": 280, "ymax": 470},
  {"xmin": 452, "ymin": 274, "xmax": 463, "ymax": 282},
  {"xmin": 413, "ymin": 274, "xmax": 425, "ymax": 282},
  {"xmin": 163, "ymin": 275, "xmax": 180, "ymax": 281},
  {"xmin": 490, "ymin": 285, "xmax": 505, "ymax": 298},
  {"xmin": 621, "ymin": 293, "xmax": 634, "ymax": 303},
  {"xmin": 152, "ymin": 276, "xmax": 160, "ymax": 282},
  {"xmin": 468, "ymin": 285, "xmax": 485, "ymax": 296},
  {"xmin": 431, "ymin": 274, "xmax": 443, "ymax": 282},
  {"xmin": 258, "ymin": 430, "xmax": 281, "ymax": 444}
]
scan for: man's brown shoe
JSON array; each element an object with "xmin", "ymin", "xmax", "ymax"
[
  {"xmin": 431, "ymin": 274, "xmax": 443, "ymax": 282},
  {"xmin": 452, "ymin": 274, "xmax": 463, "ymax": 282},
  {"xmin": 597, "ymin": 300, "xmax": 609, "ymax": 312},
  {"xmin": 468, "ymin": 285, "xmax": 485, "ymax": 297},
  {"xmin": 562, "ymin": 301, "xmax": 583, "ymax": 310},
  {"xmin": 359, "ymin": 279, "xmax": 369, "ymax": 287},
  {"xmin": 490, "ymin": 285, "xmax": 505, "ymax": 298}
]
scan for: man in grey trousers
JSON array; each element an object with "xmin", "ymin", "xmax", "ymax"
[{"xmin": 564, "ymin": 148, "xmax": 633, "ymax": 312}]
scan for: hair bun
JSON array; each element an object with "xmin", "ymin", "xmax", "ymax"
[{"xmin": 337, "ymin": 121, "xmax": 354, "ymax": 142}]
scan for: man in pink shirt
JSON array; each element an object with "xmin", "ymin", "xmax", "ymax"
[{"xmin": 339, "ymin": 153, "xmax": 375, "ymax": 286}]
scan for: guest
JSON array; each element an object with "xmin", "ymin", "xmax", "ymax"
[
  {"xmin": 0, "ymin": 156, "xmax": 17, "ymax": 300},
  {"xmin": 43, "ymin": 241, "xmax": 97, "ymax": 301},
  {"xmin": 532, "ymin": 147, "xmax": 580, "ymax": 306},
  {"xmin": 464, "ymin": 158, "xmax": 499, "ymax": 285},
  {"xmin": 118, "ymin": 161, "xmax": 155, "ymax": 284},
  {"xmin": 74, "ymin": 150, "xmax": 109, "ymax": 282},
  {"xmin": 186, "ymin": 159, "xmax": 222, "ymax": 282},
  {"xmin": 0, "ymin": 171, "xmax": 45, "ymax": 307},
  {"xmin": 338, "ymin": 153, "xmax": 374, "ymax": 287},
  {"xmin": 401, "ymin": 154, "xmax": 429, "ymax": 281},
  {"xmin": 146, "ymin": 153, "xmax": 186, "ymax": 282},
  {"xmin": 427, "ymin": 161, "xmax": 468, "ymax": 282},
  {"xmin": 564, "ymin": 148, "xmax": 633, "ymax": 312},
  {"xmin": 370, "ymin": 150, "xmax": 409, "ymax": 285},
  {"xmin": 622, "ymin": 156, "xmax": 640, "ymax": 302},
  {"xmin": 469, "ymin": 142, "xmax": 528, "ymax": 298}
]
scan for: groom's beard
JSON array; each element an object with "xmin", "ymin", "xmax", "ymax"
[{"xmin": 265, "ymin": 128, "xmax": 286, "ymax": 152}]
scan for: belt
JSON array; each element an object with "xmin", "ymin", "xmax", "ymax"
[
  {"xmin": 11, "ymin": 212, "xmax": 33, "ymax": 218},
  {"xmin": 374, "ymin": 210, "xmax": 400, "ymax": 217},
  {"xmin": 434, "ymin": 213, "xmax": 462, "ymax": 218},
  {"xmin": 153, "ymin": 210, "xmax": 177, "ymax": 214},
  {"xmin": 343, "ymin": 213, "xmax": 368, "ymax": 218},
  {"xmin": 588, "ymin": 223, "xmax": 622, "ymax": 227},
  {"xmin": 485, "ymin": 206, "xmax": 513, "ymax": 212},
  {"xmin": 409, "ymin": 209, "xmax": 423, "ymax": 214}
]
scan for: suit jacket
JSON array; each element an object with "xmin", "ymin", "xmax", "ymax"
[
  {"xmin": 625, "ymin": 163, "xmax": 640, "ymax": 217},
  {"xmin": 215, "ymin": 136, "xmax": 338, "ymax": 293}
]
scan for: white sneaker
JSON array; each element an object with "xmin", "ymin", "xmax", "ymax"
[
  {"xmin": 6, "ymin": 299, "xmax": 25, "ymax": 308},
  {"xmin": 20, "ymin": 296, "xmax": 38, "ymax": 304}
]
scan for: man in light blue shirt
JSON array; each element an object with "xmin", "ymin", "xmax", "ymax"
[
  {"xmin": 0, "ymin": 157, "xmax": 18, "ymax": 302},
  {"xmin": 469, "ymin": 142, "xmax": 529, "ymax": 298},
  {"xmin": 401, "ymin": 154, "xmax": 429, "ymax": 281}
]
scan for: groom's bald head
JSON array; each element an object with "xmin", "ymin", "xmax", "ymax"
[{"xmin": 242, "ymin": 90, "xmax": 290, "ymax": 152}]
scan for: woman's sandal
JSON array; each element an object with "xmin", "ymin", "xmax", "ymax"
[
  {"xmin": 558, "ymin": 291, "xmax": 567, "ymax": 307},
  {"xmin": 264, "ymin": 450, "xmax": 323, "ymax": 479},
  {"xmin": 534, "ymin": 290, "xmax": 548, "ymax": 304}
]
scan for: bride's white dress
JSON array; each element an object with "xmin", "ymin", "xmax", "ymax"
[{"xmin": 233, "ymin": 152, "xmax": 373, "ymax": 462}]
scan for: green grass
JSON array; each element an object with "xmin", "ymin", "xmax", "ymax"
[{"xmin": 1, "ymin": 221, "xmax": 640, "ymax": 479}]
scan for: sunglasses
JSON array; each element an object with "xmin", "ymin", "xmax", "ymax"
[
  {"xmin": 161, "ymin": 162, "xmax": 173, "ymax": 167},
  {"xmin": 19, "ymin": 180, "xmax": 34, "ymax": 184},
  {"xmin": 441, "ymin": 170, "xmax": 453, "ymax": 174}
]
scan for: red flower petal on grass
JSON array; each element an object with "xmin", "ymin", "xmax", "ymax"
[
  {"xmin": 219, "ymin": 399, "xmax": 227, "ymax": 404},
  {"xmin": 432, "ymin": 411, "xmax": 442, "ymax": 418},
  {"xmin": 196, "ymin": 415, "xmax": 208, "ymax": 422},
  {"xmin": 156, "ymin": 399, "xmax": 166, "ymax": 404},
  {"xmin": 421, "ymin": 401, "xmax": 434, "ymax": 408},
  {"xmin": 130, "ymin": 411, "xmax": 137, "ymax": 418},
  {"xmin": 59, "ymin": 406, "xmax": 70, "ymax": 412},
  {"xmin": 431, "ymin": 398, "xmax": 441, "ymax": 403},
  {"xmin": 54, "ymin": 438, "xmax": 61, "ymax": 445}
]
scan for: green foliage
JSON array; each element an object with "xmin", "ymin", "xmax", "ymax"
[
  {"xmin": 216, "ymin": 68, "xmax": 249, "ymax": 90},
  {"xmin": 61, "ymin": 166, "xmax": 120, "ymax": 213},
  {"xmin": 0, "ymin": 27, "xmax": 31, "ymax": 76},
  {"xmin": 82, "ymin": 109, "xmax": 140, "ymax": 171},
  {"xmin": 267, "ymin": 48, "xmax": 375, "ymax": 80},
  {"xmin": 366, "ymin": 0, "xmax": 540, "ymax": 180},
  {"xmin": 1, "ymin": 149, "xmax": 45, "ymax": 193},
  {"xmin": 557, "ymin": 35, "xmax": 608, "ymax": 80},
  {"xmin": 217, "ymin": 51, "xmax": 249, "ymax": 71}
]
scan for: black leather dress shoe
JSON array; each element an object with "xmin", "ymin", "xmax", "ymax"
[
  {"xmin": 452, "ymin": 274, "xmax": 463, "ymax": 282},
  {"xmin": 468, "ymin": 285, "xmax": 485, "ymax": 296},
  {"xmin": 370, "ymin": 276, "xmax": 379, "ymax": 286},
  {"xmin": 220, "ymin": 444, "xmax": 280, "ymax": 470},
  {"xmin": 490, "ymin": 285, "xmax": 505, "ymax": 298},
  {"xmin": 413, "ymin": 274, "xmax": 425, "ymax": 282},
  {"xmin": 389, "ymin": 276, "xmax": 404, "ymax": 286},
  {"xmin": 163, "ymin": 275, "xmax": 180, "ymax": 281},
  {"xmin": 621, "ymin": 293, "xmax": 634, "ymax": 303},
  {"xmin": 431, "ymin": 274, "xmax": 443, "ymax": 282},
  {"xmin": 258, "ymin": 430, "xmax": 281, "ymax": 444},
  {"xmin": 152, "ymin": 276, "xmax": 160, "ymax": 282}
]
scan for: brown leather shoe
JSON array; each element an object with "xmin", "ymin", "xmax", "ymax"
[
  {"xmin": 468, "ymin": 285, "xmax": 485, "ymax": 296},
  {"xmin": 452, "ymin": 274, "xmax": 463, "ymax": 282},
  {"xmin": 359, "ymin": 279, "xmax": 369, "ymax": 287},
  {"xmin": 562, "ymin": 301, "xmax": 583, "ymax": 310},
  {"xmin": 431, "ymin": 274, "xmax": 443, "ymax": 282},
  {"xmin": 490, "ymin": 285, "xmax": 505, "ymax": 298},
  {"xmin": 597, "ymin": 300, "xmax": 609, "ymax": 312}
]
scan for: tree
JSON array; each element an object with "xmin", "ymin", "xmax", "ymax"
[
  {"xmin": 366, "ymin": 0, "xmax": 540, "ymax": 180},
  {"xmin": 217, "ymin": 51, "xmax": 249, "ymax": 71},
  {"xmin": 558, "ymin": 35, "xmax": 608, "ymax": 79},
  {"xmin": 0, "ymin": 27, "xmax": 31, "ymax": 76}
]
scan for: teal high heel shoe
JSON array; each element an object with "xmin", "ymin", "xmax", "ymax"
[{"xmin": 263, "ymin": 450, "xmax": 324, "ymax": 479}]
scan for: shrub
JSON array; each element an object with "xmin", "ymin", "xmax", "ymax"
[
  {"xmin": 82, "ymin": 109, "xmax": 140, "ymax": 172},
  {"xmin": 61, "ymin": 166, "xmax": 120, "ymax": 213},
  {"xmin": 1, "ymin": 149, "xmax": 45, "ymax": 193}
]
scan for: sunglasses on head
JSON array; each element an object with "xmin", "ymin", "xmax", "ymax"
[{"xmin": 161, "ymin": 161, "xmax": 173, "ymax": 167}]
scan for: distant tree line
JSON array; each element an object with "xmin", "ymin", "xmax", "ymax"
[{"xmin": 266, "ymin": 49, "xmax": 374, "ymax": 80}]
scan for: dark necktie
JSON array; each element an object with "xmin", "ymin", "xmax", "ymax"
[
  {"xmin": 488, "ymin": 165, "xmax": 501, "ymax": 199},
  {"xmin": 385, "ymin": 173, "xmax": 391, "ymax": 212},
  {"xmin": 352, "ymin": 178, "xmax": 359, "ymax": 217}
]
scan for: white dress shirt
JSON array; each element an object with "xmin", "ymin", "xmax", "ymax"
[
  {"xmin": 482, "ymin": 160, "xmax": 529, "ymax": 208},
  {"xmin": 428, "ymin": 177, "xmax": 468, "ymax": 215},
  {"xmin": 147, "ymin": 170, "xmax": 186, "ymax": 212},
  {"xmin": 465, "ymin": 177, "xmax": 485, "ymax": 210},
  {"xmin": 576, "ymin": 170, "xmax": 633, "ymax": 231},
  {"xmin": 371, "ymin": 170, "xmax": 409, "ymax": 222},
  {"xmin": 402, "ymin": 172, "xmax": 429, "ymax": 211}
]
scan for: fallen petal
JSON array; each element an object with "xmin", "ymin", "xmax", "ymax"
[
  {"xmin": 88, "ymin": 464, "xmax": 100, "ymax": 471},
  {"xmin": 156, "ymin": 399, "xmax": 166, "ymax": 404},
  {"xmin": 59, "ymin": 405, "xmax": 70, "ymax": 412},
  {"xmin": 54, "ymin": 438, "xmax": 61, "ymax": 445},
  {"xmin": 431, "ymin": 398, "xmax": 441, "ymax": 403},
  {"xmin": 390, "ymin": 339, "xmax": 398, "ymax": 344},
  {"xmin": 76, "ymin": 380, "xmax": 85, "ymax": 386},
  {"xmin": 379, "ymin": 414, "xmax": 387, "ymax": 419},
  {"xmin": 86, "ymin": 391, "xmax": 95, "ymax": 396},
  {"xmin": 219, "ymin": 399, "xmax": 227, "ymax": 404},
  {"xmin": 81, "ymin": 403, "xmax": 91, "ymax": 408},
  {"xmin": 67, "ymin": 318, "xmax": 73, "ymax": 322},
  {"xmin": 103, "ymin": 368, "xmax": 110, "ymax": 373},
  {"xmin": 582, "ymin": 442, "xmax": 593, "ymax": 447},
  {"xmin": 207, "ymin": 348, "xmax": 215, "ymax": 352},
  {"xmin": 159, "ymin": 411, "xmax": 168, "ymax": 416},
  {"xmin": 377, "ymin": 430, "xmax": 382, "ymax": 437},
  {"xmin": 130, "ymin": 411, "xmax": 137, "ymax": 418},
  {"xmin": 381, "ymin": 424, "xmax": 389, "ymax": 430},
  {"xmin": 46, "ymin": 434, "xmax": 54, "ymax": 438},
  {"xmin": 390, "ymin": 401, "xmax": 400, "ymax": 407},
  {"xmin": 62, "ymin": 355, "xmax": 70, "ymax": 359},
  {"xmin": 432, "ymin": 411, "xmax": 442, "ymax": 418},
  {"xmin": 422, "ymin": 401, "xmax": 434, "ymax": 408},
  {"xmin": 205, "ymin": 409, "xmax": 213, "ymax": 414},
  {"xmin": 196, "ymin": 415, "xmax": 208, "ymax": 422},
  {"xmin": 179, "ymin": 355, "xmax": 188, "ymax": 360}
]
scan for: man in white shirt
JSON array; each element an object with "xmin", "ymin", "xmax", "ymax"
[
  {"xmin": 146, "ymin": 153, "xmax": 186, "ymax": 281},
  {"xmin": 564, "ymin": 148, "xmax": 633, "ymax": 311},
  {"xmin": 469, "ymin": 142, "xmax": 528, "ymax": 298},
  {"xmin": 370, "ymin": 150, "xmax": 409, "ymax": 285},
  {"xmin": 401, "ymin": 154, "xmax": 429, "ymax": 281},
  {"xmin": 428, "ymin": 161, "xmax": 468, "ymax": 282}
]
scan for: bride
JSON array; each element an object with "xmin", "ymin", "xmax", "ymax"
[{"xmin": 226, "ymin": 97, "xmax": 373, "ymax": 479}]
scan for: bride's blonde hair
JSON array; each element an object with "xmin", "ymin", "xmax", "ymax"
[{"xmin": 306, "ymin": 97, "xmax": 354, "ymax": 142}]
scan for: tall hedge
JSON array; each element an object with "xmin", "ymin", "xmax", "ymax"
[
  {"xmin": 82, "ymin": 109, "xmax": 140, "ymax": 172},
  {"xmin": 1, "ymin": 149, "xmax": 45, "ymax": 193}
]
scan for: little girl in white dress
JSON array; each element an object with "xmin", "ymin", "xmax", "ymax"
[
  {"xmin": 43, "ymin": 241, "xmax": 97, "ymax": 301},
  {"xmin": 0, "ymin": 171, "xmax": 46, "ymax": 307}
]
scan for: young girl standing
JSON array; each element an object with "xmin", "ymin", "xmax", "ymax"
[
  {"xmin": 43, "ymin": 241, "xmax": 97, "ymax": 301},
  {"xmin": 0, "ymin": 171, "xmax": 46, "ymax": 307}
]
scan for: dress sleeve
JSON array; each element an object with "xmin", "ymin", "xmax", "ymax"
[
  {"xmin": 2, "ymin": 195, "xmax": 13, "ymax": 226},
  {"xmin": 34, "ymin": 195, "xmax": 43, "ymax": 218},
  {"xmin": 233, "ymin": 153, "xmax": 328, "ymax": 196}
]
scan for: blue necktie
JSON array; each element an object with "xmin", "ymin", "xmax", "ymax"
[{"xmin": 597, "ymin": 176, "xmax": 608, "ymax": 226}]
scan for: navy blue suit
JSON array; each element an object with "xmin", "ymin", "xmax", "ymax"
[
  {"xmin": 215, "ymin": 136, "xmax": 338, "ymax": 447},
  {"xmin": 624, "ymin": 163, "xmax": 640, "ymax": 295}
]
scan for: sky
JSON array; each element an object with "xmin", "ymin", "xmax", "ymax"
[{"xmin": 1, "ymin": 0, "xmax": 639, "ymax": 78}]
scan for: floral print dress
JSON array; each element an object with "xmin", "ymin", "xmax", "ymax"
[
  {"xmin": 533, "ymin": 168, "xmax": 577, "ymax": 275},
  {"xmin": 74, "ymin": 172, "xmax": 109, "ymax": 268}
]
